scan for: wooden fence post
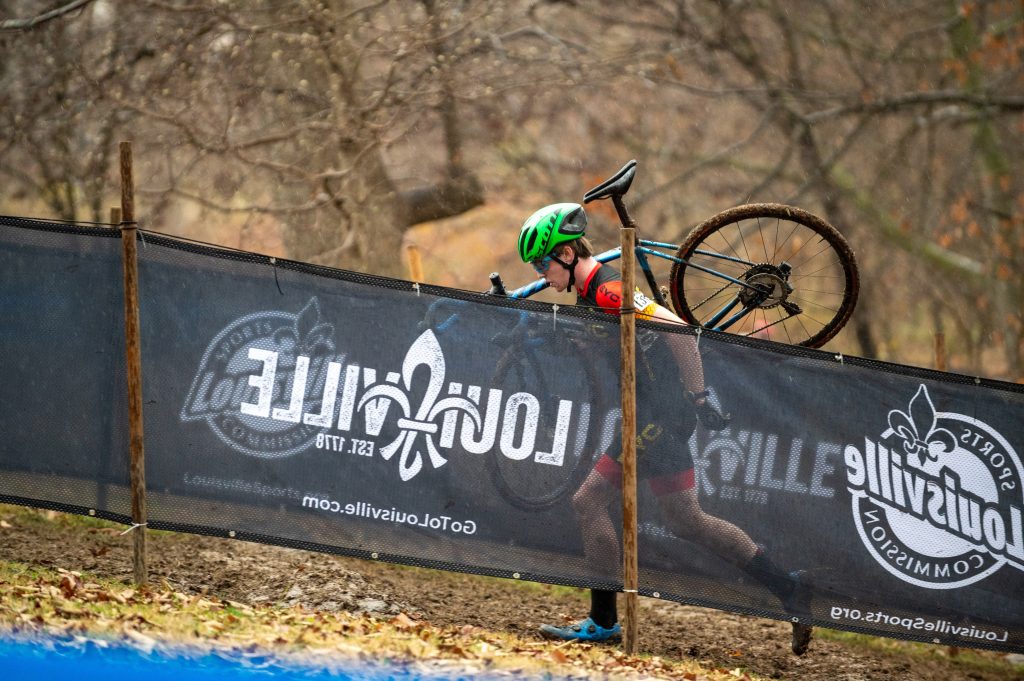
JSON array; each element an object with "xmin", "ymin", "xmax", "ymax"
[
  {"xmin": 934, "ymin": 332, "xmax": 947, "ymax": 372},
  {"xmin": 933, "ymin": 332, "xmax": 958, "ymax": 656},
  {"xmin": 619, "ymin": 222, "xmax": 639, "ymax": 654},
  {"xmin": 119, "ymin": 141, "xmax": 148, "ymax": 586},
  {"xmin": 405, "ymin": 242, "xmax": 424, "ymax": 282}
]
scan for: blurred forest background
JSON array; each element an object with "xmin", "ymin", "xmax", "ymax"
[{"xmin": 2, "ymin": 0, "xmax": 1023, "ymax": 380}]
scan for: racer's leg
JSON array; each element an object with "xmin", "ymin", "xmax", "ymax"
[
  {"xmin": 540, "ymin": 461, "xmax": 623, "ymax": 641},
  {"xmin": 655, "ymin": 482, "xmax": 814, "ymax": 655},
  {"xmin": 572, "ymin": 463, "xmax": 622, "ymax": 630},
  {"xmin": 572, "ymin": 460, "xmax": 622, "ymax": 574},
  {"xmin": 655, "ymin": 486, "xmax": 758, "ymax": 564}
]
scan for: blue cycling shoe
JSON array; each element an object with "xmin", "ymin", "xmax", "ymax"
[{"xmin": 539, "ymin": 617, "xmax": 621, "ymax": 642}]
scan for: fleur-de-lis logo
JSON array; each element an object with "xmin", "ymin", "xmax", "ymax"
[
  {"xmin": 356, "ymin": 330, "xmax": 481, "ymax": 481},
  {"xmin": 271, "ymin": 298, "xmax": 336, "ymax": 367},
  {"xmin": 887, "ymin": 385, "xmax": 957, "ymax": 466}
]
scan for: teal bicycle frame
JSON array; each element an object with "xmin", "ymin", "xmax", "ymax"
[{"xmin": 507, "ymin": 239, "xmax": 770, "ymax": 334}]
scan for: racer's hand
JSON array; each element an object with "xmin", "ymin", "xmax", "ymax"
[
  {"xmin": 695, "ymin": 401, "xmax": 731, "ymax": 430},
  {"xmin": 687, "ymin": 390, "xmax": 731, "ymax": 430}
]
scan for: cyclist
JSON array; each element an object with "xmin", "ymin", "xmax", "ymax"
[{"xmin": 517, "ymin": 202, "xmax": 814, "ymax": 655}]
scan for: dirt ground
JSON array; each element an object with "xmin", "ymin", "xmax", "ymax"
[{"xmin": 1, "ymin": 507, "xmax": 1021, "ymax": 681}]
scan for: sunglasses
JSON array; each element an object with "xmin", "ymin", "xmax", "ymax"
[{"xmin": 531, "ymin": 255, "xmax": 554, "ymax": 274}]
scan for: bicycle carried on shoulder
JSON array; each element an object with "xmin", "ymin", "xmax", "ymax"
[
  {"xmin": 497, "ymin": 159, "xmax": 859, "ymax": 349},
  {"xmin": 421, "ymin": 160, "xmax": 859, "ymax": 511}
]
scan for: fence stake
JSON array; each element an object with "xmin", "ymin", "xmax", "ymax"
[
  {"xmin": 119, "ymin": 141, "xmax": 148, "ymax": 587},
  {"xmin": 934, "ymin": 332, "xmax": 947, "ymax": 372},
  {"xmin": 934, "ymin": 332, "xmax": 958, "ymax": 657},
  {"xmin": 405, "ymin": 242, "xmax": 424, "ymax": 282},
  {"xmin": 619, "ymin": 219, "xmax": 639, "ymax": 654}
]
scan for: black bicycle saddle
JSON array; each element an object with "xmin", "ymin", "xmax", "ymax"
[{"xmin": 583, "ymin": 159, "xmax": 637, "ymax": 203}]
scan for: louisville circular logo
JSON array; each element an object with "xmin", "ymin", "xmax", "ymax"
[
  {"xmin": 180, "ymin": 298, "xmax": 341, "ymax": 459},
  {"xmin": 845, "ymin": 385, "xmax": 1024, "ymax": 589}
]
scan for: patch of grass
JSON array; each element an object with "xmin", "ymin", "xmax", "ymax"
[
  {"xmin": 0, "ymin": 503, "xmax": 175, "ymax": 536},
  {"xmin": 0, "ymin": 559, "xmax": 765, "ymax": 680},
  {"xmin": 817, "ymin": 627, "xmax": 1022, "ymax": 675},
  {"xmin": 490, "ymin": 575, "xmax": 588, "ymax": 600}
]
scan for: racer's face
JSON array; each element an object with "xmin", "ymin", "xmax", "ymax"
[{"xmin": 534, "ymin": 247, "xmax": 573, "ymax": 292}]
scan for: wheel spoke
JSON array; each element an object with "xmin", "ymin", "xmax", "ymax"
[{"xmin": 672, "ymin": 205, "xmax": 858, "ymax": 347}]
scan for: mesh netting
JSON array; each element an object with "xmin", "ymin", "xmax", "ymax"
[
  {"xmin": 0, "ymin": 218, "xmax": 131, "ymax": 522},
  {"xmin": 1, "ymin": 216, "xmax": 1022, "ymax": 653}
]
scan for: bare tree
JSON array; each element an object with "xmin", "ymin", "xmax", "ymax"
[
  {"xmin": 2, "ymin": 0, "xmax": 1021, "ymax": 376},
  {"xmin": 573, "ymin": 0, "xmax": 1023, "ymax": 375},
  {"xmin": 0, "ymin": 1, "xmax": 123, "ymax": 221}
]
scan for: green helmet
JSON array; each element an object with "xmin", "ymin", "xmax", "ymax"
[{"xmin": 517, "ymin": 202, "xmax": 587, "ymax": 263}]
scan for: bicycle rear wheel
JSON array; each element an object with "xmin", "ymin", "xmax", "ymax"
[{"xmin": 669, "ymin": 203, "xmax": 859, "ymax": 348}]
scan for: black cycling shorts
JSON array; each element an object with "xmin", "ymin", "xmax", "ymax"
[{"xmin": 604, "ymin": 343, "xmax": 698, "ymax": 483}]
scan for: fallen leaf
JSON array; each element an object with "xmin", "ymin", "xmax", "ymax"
[
  {"xmin": 201, "ymin": 619, "xmax": 225, "ymax": 632},
  {"xmin": 403, "ymin": 638, "xmax": 430, "ymax": 657},
  {"xmin": 60, "ymin": 573, "xmax": 83, "ymax": 599},
  {"xmin": 390, "ymin": 612, "xmax": 418, "ymax": 630},
  {"xmin": 439, "ymin": 642, "xmax": 473, "ymax": 658}
]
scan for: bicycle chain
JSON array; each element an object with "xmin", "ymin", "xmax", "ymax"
[
  {"xmin": 691, "ymin": 282, "xmax": 734, "ymax": 312},
  {"xmin": 690, "ymin": 282, "xmax": 799, "ymax": 338},
  {"xmin": 746, "ymin": 312, "xmax": 798, "ymax": 337}
]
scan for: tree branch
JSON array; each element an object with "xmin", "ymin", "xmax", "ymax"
[
  {"xmin": 0, "ymin": 0, "xmax": 95, "ymax": 31},
  {"xmin": 805, "ymin": 91, "xmax": 1024, "ymax": 123},
  {"xmin": 400, "ymin": 173, "xmax": 484, "ymax": 225}
]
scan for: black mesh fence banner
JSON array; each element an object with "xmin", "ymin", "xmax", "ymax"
[
  {"xmin": 633, "ymin": 325, "xmax": 1024, "ymax": 652},
  {"xmin": 135, "ymin": 230, "xmax": 620, "ymax": 591},
  {"xmin": 1, "ymin": 216, "xmax": 1023, "ymax": 653},
  {"xmin": 0, "ymin": 218, "xmax": 131, "ymax": 520}
]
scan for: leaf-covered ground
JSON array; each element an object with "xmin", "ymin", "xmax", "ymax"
[{"xmin": 1, "ymin": 505, "xmax": 1021, "ymax": 680}]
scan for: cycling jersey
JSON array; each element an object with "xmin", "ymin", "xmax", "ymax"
[
  {"xmin": 576, "ymin": 262, "xmax": 682, "ymax": 382},
  {"xmin": 576, "ymin": 262, "xmax": 697, "ymax": 493},
  {"xmin": 576, "ymin": 261, "xmax": 658, "ymax": 320}
]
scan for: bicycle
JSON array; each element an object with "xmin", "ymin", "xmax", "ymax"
[
  {"xmin": 422, "ymin": 160, "xmax": 859, "ymax": 510},
  {"xmin": 497, "ymin": 159, "xmax": 859, "ymax": 349}
]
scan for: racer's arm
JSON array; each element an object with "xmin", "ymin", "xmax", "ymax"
[
  {"xmin": 631, "ymin": 290, "xmax": 730, "ymax": 428},
  {"xmin": 592, "ymin": 279, "xmax": 706, "ymax": 401},
  {"xmin": 639, "ymin": 298, "xmax": 706, "ymax": 402}
]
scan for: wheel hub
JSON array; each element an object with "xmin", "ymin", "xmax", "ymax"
[{"xmin": 738, "ymin": 263, "xmax": 793, "ymax": 309}]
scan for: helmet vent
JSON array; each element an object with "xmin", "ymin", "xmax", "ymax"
[{"xmin": 524, "ymin": 230, "xmax": 538, "ymax": 256}]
